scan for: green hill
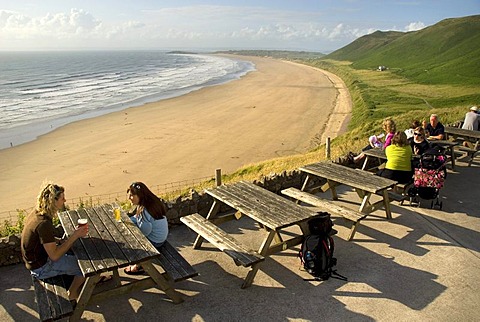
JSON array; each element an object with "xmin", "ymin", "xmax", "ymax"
[{"xmin": 325, "ymin": 15, "xmax": 480, "ymax": 85}]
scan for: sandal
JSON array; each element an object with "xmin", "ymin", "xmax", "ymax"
[{"xmin": 124, "ymin": 265, "xmax": 145, "ymax": 275}]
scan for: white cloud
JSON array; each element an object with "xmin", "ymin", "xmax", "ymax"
[
  {"xmin": 0, "ymin": 9, "xmax": 101, "ymax": 40},
  {"xmin": 405, "ymin": 21, "xmax": 426, "ymax": 32},
  {"xmin": 0, "ymin": 6, "xmax": 425, "ymax": 51}
]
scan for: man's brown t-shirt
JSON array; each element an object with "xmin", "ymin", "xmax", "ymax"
[{"xmin": 21, "ymin": 213, "xmax": 56, "ymax": 270}]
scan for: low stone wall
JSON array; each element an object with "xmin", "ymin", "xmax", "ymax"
[{"xmin": 0, "ymin": 158, "xmax": 348, "ymax": 267}]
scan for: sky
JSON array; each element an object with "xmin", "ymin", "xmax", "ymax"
[{"xmin": 0, "ymin": 1, "xmax": 478, "ymax": 53}]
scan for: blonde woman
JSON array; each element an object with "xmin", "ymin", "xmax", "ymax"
[
  {"xmin": 350, "ymin": 117, "xmax": 397, "ymax": 163},
  {"xmin": 21, "ymin": 183, "xmax": 88, "ymax": 301}
]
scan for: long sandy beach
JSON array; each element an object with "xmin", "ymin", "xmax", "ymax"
[{"xmin": 0, "ymin": 55, "xmax": 351, "ymax": 214}]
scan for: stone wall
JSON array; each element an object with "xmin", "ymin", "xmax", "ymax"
[{"xmin": 0, "ymin": 159, "xmax": 346, "ymax": 267}]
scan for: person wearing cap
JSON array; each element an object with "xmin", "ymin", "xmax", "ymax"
[
  {"xmin": 462, "ymin": 106, "xmax": 480, "ymax": 131},
  {"xmin": 461, "ymin": 106, "xmax": 480, "ymax": 148}
]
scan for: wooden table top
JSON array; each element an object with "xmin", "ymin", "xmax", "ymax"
[
  {"xmin": 300, "ymin": 161, "xmax": 397, "ymax": 193},
  {"xmin": 444, "ymin": 127, "xmax": 480, "ymax": 140},
  {"xmin": 362, "ymin": 148, "xmax": 387, "ymax": 159},
  {"xmin": 205, "ymin": 181, "xmax": 320, "ymax": 230},
  {"xmin": 58, "ymin": 203, "xmax": 159, "ymax": 277}
]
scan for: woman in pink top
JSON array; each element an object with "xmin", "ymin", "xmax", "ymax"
[{"xmin": 350, "ymin": 117, "xmax": 397, "ymax": 163}]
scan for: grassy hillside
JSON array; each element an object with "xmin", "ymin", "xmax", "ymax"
[{"xmin": 326, "ymin": 15, "xmax": 480, "ymax": 86}]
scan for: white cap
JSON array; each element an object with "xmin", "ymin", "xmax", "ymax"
[{"xmin": 470, "ymin": 106, "xmax": 478, "ymax": 112}]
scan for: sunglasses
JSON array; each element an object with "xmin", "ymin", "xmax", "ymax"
[
  {"xmin": 414, "ymin": 132, "xmax": 422, "ymax": 136},
  {"xmin": 130, "ymin": 182, "xmax": 141, "ymax": 190}
]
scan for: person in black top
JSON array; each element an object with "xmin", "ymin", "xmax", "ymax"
[
  {"xmin": 410, "ymin": 127, "xmax": 430, "ymax": 155},
  {"xmin": 424, "ymin": 114, "xmax": 445, "ymax": 140}
]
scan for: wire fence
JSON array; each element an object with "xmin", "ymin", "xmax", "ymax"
[{"xmin": 0, "ymin": 175, "xmax": 214, "ymax": 224}]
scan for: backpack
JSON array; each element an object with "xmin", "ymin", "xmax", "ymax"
[{"xmin": 299, "ymin": 214, "xmax": 347, "ymax": 281}]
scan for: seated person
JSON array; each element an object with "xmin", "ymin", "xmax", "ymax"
[
  {"xmin": 423, "ymin": 114, "xmax": 445, "ymax": 140},
  {"xmin": 350, "ymin": 117, "xmax": 396, "ymax": 163},
  {"xmin": 404, "ymin": 120, "xmax": 422, "ymax": 140},
  {"xmin": 124, "ymin": 182, "xmax": 169, "ymax": 275},
  {"xmin": 461, "ymin": 106, "xmax": 479, "ymax": 131},
  {"xmin": 461, "ymin": 106, "xmax": 479, "ymax": 148},
  {"xmin": 378, "ymin": 131, "xmax": 413, "ymax": 184},
  {"xmin": 409, "ymin": 127, "xmax": 430, "ymax": 156}
]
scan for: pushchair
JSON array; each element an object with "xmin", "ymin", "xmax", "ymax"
[{"xmin": 407, "ymin": 146, "xmax": 447, "ymax": 210}]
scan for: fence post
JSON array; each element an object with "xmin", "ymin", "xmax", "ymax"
[
  {"xmin": 215, "ymin": 168, "xmax": 222, "ymax": 186},
  {"xmin": 326, "ymin": 137, "xmax": 331, "ymax": 160}
]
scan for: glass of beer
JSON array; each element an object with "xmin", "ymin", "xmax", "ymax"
[
  {"xmin": 113, "ymin": 208, "xmax": 121, "ymax": 222},
  {"xmin": 77, "ymin": 218, "xmax": 88, "ymax": 227}
]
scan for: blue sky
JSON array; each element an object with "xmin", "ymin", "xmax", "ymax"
[{"xmin": 0, "ymin": 0, "xmax": 478, "ymax": 52}]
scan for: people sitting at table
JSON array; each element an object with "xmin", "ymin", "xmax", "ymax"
[
  {"xmin": 349, "ymin": 117, "xmax": 396, "ymax": 163},
  {"xmin": 377, "ymin": 131, "xmax": 413, "ymax": 184},
  {"xmin": 21, "ymin": 183, "xmax": 88, "ymax": 301},
  {"xmin": 124, "ymin": 181, "xmax": 169, "ymax": 275},
  {"xmin": 423, "ymin": 114, "xmax": 445, "ymax": 140}
]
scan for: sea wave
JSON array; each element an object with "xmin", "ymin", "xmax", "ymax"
[{"xmin": 0, "ymin": 51, "xmax": 255, "ymax": 149}]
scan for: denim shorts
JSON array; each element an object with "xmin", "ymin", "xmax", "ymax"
[{"xmin": 30, "ymin": 254, "xmax": 82, "ymax": 280}]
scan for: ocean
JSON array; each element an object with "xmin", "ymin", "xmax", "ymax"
[{"xmin": 0, "ymin": 51, "xmax": 255, "ymax": 150}]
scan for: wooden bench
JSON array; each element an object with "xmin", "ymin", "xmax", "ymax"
[
  {"xmin": 375, "ymin": 189, "xmax": 408, "ymax": 203},
  {"xmin": 153, "ymin": 240, "xmax": 198, "ymax": 283},
  {"xmin": 180, "ymin": 213, "xmax": 265, "ymax": 267},
  {"xmin": 281, "ymin": 187, "xmax": 367, "ymax": 241},
  {"xmin": 32, "ymin": 275, "xmax": 74, "ymax": 322},
  {"xmin": 456, "ymin": 146, "xmax": 479, "ymax": 166}
]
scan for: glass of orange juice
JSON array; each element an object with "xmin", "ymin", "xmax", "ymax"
[{"xmin": 113, "ymin": 208, "xmax": 121, "ymax": 222}]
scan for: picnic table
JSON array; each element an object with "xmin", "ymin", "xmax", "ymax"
[
  {"xmin": 180, "ymin": 181, "xmax": 322, "ymax": 288},
  {"xmin": 57, "ymin": 203, "xmax": 185, "ymax": 321},
  {"xmin": 361, "ymin": 148, "xmax": 388, "ymax": 171},
  {"xmin": 427, "ymin": 139, "xmax": 459, "ymax": 169},
  {"xmin": 444, "ymin": 126, "xmax": 480, "ymax": 166},
  {"xmin": 299, "ymin": 161, "xmax": 398, "ymax": 219}
]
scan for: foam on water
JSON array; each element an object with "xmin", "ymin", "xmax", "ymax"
[{"xmin": 0, "ymin": 51, "xmax": 255, "ymax": 149}]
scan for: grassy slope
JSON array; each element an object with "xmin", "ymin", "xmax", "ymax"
[{"xmin": 326, "ymin": 15, "xmax": 480, "ymax": 86}]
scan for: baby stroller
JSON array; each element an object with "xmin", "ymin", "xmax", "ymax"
[{"xmin": 408, "ymin": 146, "xmax": 447, "ymax": 210}]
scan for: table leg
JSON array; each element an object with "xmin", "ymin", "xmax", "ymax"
[
  {"xmin": 327, "ymin": 179, "xmax": 338, "ymax": 200},
  {"xmin": 381, "ymin": 190, "xmax": 393, "ymax": 219},
  {"xmin": 242, "ymin": 230, "xmax": 276, "ymax": 289},
  {"xmin": 300, "ymin": 175, "xmax": 311, "ymax": 192},
  {"xmin": 193, "ymin": 201, "xmax": 220, "ymax": 249},
  {"xmin": 70, "ymin": 275, "xmax": 101, "ymax": 322},
  {"xmin": 142, "ymin": 261, "xmax": 184, "ymax": 304},
  {"xmin": 358, "ymin": 192, "xmax": 373, "ymax": 214},
  {"xmin": 449, "ymin": 146, "xmax": 455, "ymax": 170},
  {"xmin": 361, "ymin": 156, "xmax": 370, "ymax": 170}
]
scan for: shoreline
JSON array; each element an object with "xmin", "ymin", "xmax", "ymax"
[
  {"xmin": 0, "ymin": 55, "xmax": 351, "ymax": 214},
  {"xmin": 0, "ymin": 54, "xmax": 255, "ymax": 150}
]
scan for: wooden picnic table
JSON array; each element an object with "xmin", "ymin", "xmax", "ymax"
[
  {"xmin": 182, "ymin": 181, "xmax": 322, "ymax": 288},
  {"xmin": 362, "ymin": 140, "xmax": 458, "ymax": 171},
  {"xmin": 428, "ymin": 140, "xmax": 459, "ymax": 169},
  {"xmin": 299, "ymin": 161, "xmax": 397, "ymax": 219},
  {"xmin": 444, "ymin": 126, "xmax": 480, "ymax": 142},
  {"xmin": 361, "ymin": 148, "xmax": 388, "ymax": 171},
  {"xmin": 58, "ymin": 203, "xmax": 184, "ymax": 321},
  {"xmin": 444, "ymin": 126, "xmax": 480, "ymax": 166}
]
